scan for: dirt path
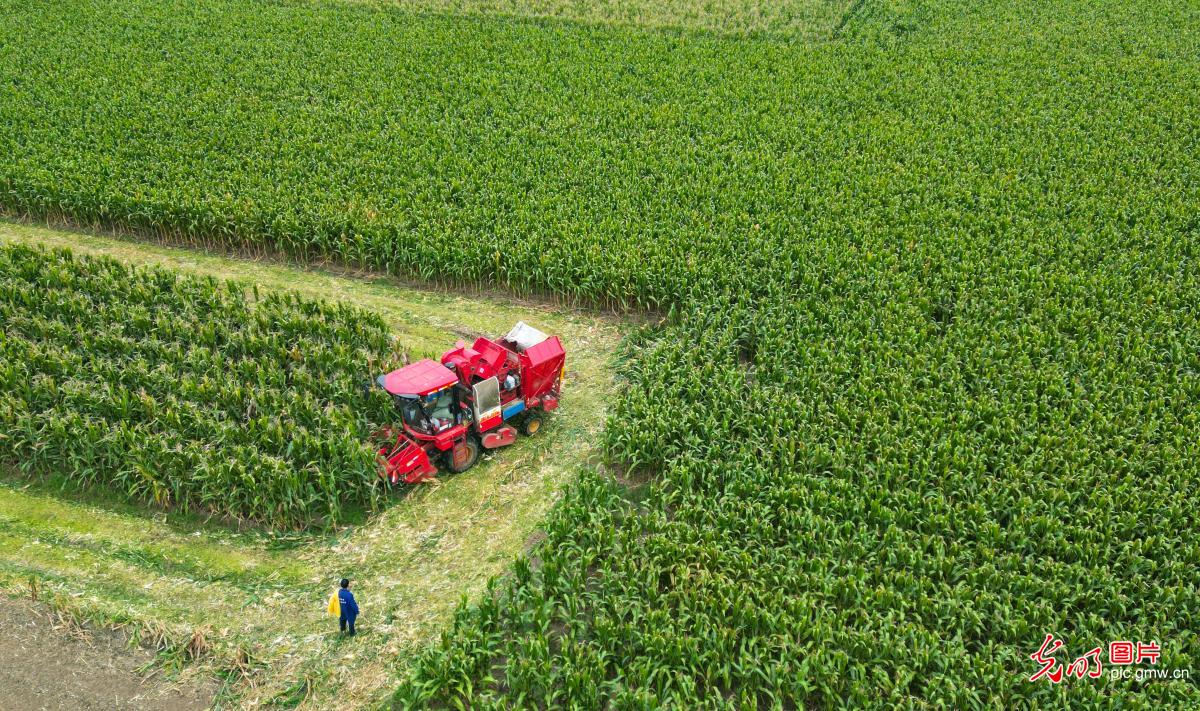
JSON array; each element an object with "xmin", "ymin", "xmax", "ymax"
[{"xmin": 0, "ymin": 598, "xmax": 216, "ymax": 711}]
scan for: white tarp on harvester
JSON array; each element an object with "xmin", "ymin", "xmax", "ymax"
[{"xmin": 505, "ymin": 321, "xmax": 549, "ymax": 352}]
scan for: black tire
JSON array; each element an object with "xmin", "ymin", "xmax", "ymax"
[
  {"xmin": 446, "ymin": 437, "xmax": 479, "ymax": 473},
  {"xmin": 521, "ymin": 412, "xmax": 543, "ymax": 436}
]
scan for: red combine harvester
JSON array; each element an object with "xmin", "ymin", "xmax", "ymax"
[{"xmin": 372, "ymin": 322, "xmax": 565, "ymax": 484}]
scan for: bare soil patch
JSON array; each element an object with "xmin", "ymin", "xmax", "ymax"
[{"xmin": 0, "ymin": 598, "xmax": 216, "ymax": 710}]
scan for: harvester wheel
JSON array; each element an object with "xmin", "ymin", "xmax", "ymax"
[
  {"xmin": 446, "ymin": 437, "xmax": 479, "ymax": 473},
  {"xmin": 521, "ymin": 413, "xmax": 543, "ymax": 436}
]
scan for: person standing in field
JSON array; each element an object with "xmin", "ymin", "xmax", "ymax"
[{"xmin": 337, "ymin": 578, "xmax": 359, "ymax": 636}]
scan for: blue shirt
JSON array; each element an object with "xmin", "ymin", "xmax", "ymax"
[{"xmin": 338, "ymin": 588, "xmax": 359, "ymax": 617}]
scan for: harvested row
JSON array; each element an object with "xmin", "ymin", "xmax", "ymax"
[
  {"xmin": 0, "ymin": 244, "xmax": 399, "ymax": 527},
  {"xmin": 356, "ymin": 0, "xmax": 858, "ymax": 39}
]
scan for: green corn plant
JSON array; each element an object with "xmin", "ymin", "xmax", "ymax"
[
  {"xmin": 0, "ymin": 244, "xmax": 402, "ymax": 527},
  {"xmin": 5, "ymin": 0, "xmax": 1200, "ymax": 707}
]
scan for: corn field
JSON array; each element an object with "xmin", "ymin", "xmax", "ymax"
[
  {"xmin": 0, "ymin": 244, "xmax": 399, "ymax": 527},
  {"xmin": 2, "ymin": 0, "xmax": 1199, "ymax": 707}
]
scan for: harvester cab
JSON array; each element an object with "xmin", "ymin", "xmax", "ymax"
[{"xmin": 372, "ymin": 322, "xmax": 565, "ymax": 485}]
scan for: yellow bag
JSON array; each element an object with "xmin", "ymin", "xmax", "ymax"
[{"xmin": 327, "ymin": 590, "xmax": 340, "ymax": 617}]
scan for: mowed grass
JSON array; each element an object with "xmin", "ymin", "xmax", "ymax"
[{"xmin": 0, "ymin": 220, "xmax": 626, "ymax": 709}]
